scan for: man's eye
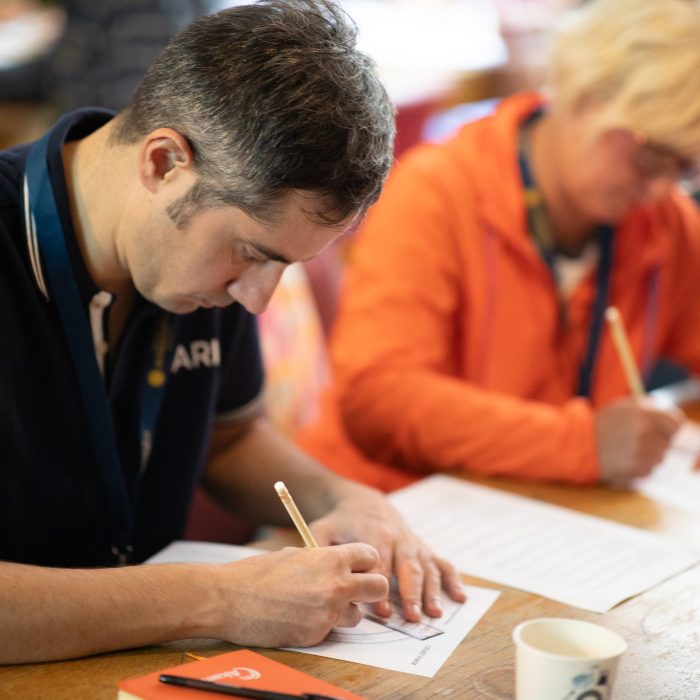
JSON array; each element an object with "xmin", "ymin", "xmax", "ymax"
[{"xmin": 240, "ymin": 247, "xmax": 266, "ymax": 263}]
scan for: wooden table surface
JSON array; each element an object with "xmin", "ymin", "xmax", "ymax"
[{"xmin": 3, "ymin": 415, "xmax": 700, "ymax": 699}]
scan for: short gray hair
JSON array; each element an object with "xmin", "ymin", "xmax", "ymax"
[{"xmin": 111, "ymin": 0, "xmax": 395, "ymax": 227}]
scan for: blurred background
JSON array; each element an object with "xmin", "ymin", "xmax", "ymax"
[
  {"xmin": 4, "ymin": 0, "xmax": 696, "ymax": 542},
  {"xmin": 0, "ymin": 0, "xmax": 584, "ymax": 540},
  {"xmin": 0, "ymin": 0, "xmax": 581, "ymax": 152}
]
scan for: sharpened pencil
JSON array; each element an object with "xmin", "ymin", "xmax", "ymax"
[
  {"xmin": 605, "ymin": 306, "xmax": 645, "ymax": 400},
  {"xmin": 274, "ymin": 481, "xmax": 318, "ymax": 548}
]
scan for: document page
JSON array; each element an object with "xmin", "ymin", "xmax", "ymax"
[
  {"xmin": 287, "ymin": 583, "xmax": 498, "ymax": 678},
  {"xmin": 389, "ymin": 475, "xmax": 698, "ymax": 613},
  {"xmin": 146, "ymin": 540, "xmax": 265, "ymax": 564},
  {"xmin": 635, "ymin": 421, "xmax": 700, "ymax": 514},
  {"xmin": 147, "ymin": 540, "xmax": 499, "ymax": 678}
]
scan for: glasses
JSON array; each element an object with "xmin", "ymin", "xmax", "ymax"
[{"xmin": 632, "ymin": 131, "xmax": 700, "ymax": 182}]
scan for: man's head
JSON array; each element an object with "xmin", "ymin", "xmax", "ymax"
[{"xmin": 110, "ymin": 0, "xmax": 395, "ymax": 229}]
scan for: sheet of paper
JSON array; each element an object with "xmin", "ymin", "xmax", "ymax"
[
  {"xmin": 146, "ymin": 540, "xmax": 265, "ymax": 564},
  {"xmin": 287, "ymin": 584, "xmax": 498, "ymax": 678},
  {"xmin": 634, "ymin": 421, "xmax": 700, "ymax": 514},
  {"xmin": 388, "ymin": 475, "xmax": 699, "ymax": 613},
  {"xmin": 147, "ymin": 540, "xmax": 499, "ymax": 678}
]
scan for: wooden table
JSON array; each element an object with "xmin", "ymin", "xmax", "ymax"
[{"xmin": 3, "ymin": 438, "xmax": 700, "ymax": 698}]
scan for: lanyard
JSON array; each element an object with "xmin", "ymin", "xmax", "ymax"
[
  {"xmin": 518, "ymin": 110, "xmax": 615, "ymax": 398},
  {"xmin": 25, "ymin": 130, "xmax": 174, "ymax": 562}
]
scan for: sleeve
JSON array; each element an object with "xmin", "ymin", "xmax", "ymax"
[
  {"xmin": 655, "ymin": 193, "xmax": 700, "ymax": 374},
  {"xmin": 214, "ymin": 305, "xmax": 265, "ymax": 423},
  {"xmin": 330, "ymin": 145, "xmax": 599, "ymax": 484}
]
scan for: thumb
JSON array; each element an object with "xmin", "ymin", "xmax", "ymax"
[{"xmin": 307, "ymin": 517, "xmax": 335, "ymax": 547}]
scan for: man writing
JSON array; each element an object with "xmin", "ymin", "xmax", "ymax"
[{"xmin": 0, "ymin": 0, "xmax": 464, "ymax": 663}]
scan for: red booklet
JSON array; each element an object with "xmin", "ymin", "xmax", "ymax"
[{"xmin": 118, "ymin": 649, "xmax": 365, "ymax": 699}]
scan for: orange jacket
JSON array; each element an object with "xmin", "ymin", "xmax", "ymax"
[{"xmin": 297, "ymin": 92, "xmax": 700, "ymax": 492}]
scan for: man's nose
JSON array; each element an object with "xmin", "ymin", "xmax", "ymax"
[{"xmin": 226, "ymin": 261, "xmax": 287, "ymax": 314}]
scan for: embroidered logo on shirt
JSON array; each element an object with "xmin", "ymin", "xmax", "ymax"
[{"xmin": 171, "ymin": 339, "xmax": 222, "ymax": 373}]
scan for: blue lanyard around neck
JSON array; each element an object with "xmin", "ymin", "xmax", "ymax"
[
  {"xmin": 518, "ymin": 109, "xmax": 615, "ymax": 398},
  {"xmin": 25, "ymin": 130, "xmax": 174, "ymax": 561}
]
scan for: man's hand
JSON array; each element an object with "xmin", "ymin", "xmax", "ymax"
[
  {"xmin": 595, "ymin": 397, "xmax": 683, "ymax": 486},
  {"xmin": 306, "ymin": 482, "xmax": 466, "ymax": 622},
  {"xmin": 207, "ymin": 543, "xmax": 387, "ymax": 647}
]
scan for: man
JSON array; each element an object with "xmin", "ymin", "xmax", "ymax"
[{"xmin": 0, "ymin": 0, "xmax": 464, "ymax": 664}]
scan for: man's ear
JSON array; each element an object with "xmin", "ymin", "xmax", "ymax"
[{"xmin": 138, "ymin": 128, "xmax": 195, "ymax": 193}]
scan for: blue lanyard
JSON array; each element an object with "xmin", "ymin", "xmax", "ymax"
[
  {"xmin": 518, "ymin": 110, "xmax": 615, "ymax": 398},
  {"xmin": 25, "ymin": 130, "xmax": 174, "ymax": 562}
]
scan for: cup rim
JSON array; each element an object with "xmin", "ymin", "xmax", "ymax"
[{"xmin": 512, "ymin": 617, "xmax": 628, "ymax": 662}]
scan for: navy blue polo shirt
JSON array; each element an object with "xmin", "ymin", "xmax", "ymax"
[{"xmin": 0, "ymin": 110, "xmax": 264, "ymax": 567}]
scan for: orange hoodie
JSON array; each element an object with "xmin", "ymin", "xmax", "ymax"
[{"xmin": 297, "ymin": 92, "xmax": 700, "ymax": 492}]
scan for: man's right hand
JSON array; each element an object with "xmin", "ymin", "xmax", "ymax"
[
  {"xmin": 202, "ymin": 542, "xmax": 388, "ymax": 647},
  {"xmin": 595, "ymin": 397, "xmax": 683, "ymax": 486}
]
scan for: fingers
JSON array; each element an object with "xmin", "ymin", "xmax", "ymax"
[
  {"xmin": 436, "ymin": 557, "xmax": 467, "ymax": 604},
  {"xmin": 391, "ymin": 544, "xmax": 466, "ymax": 622},
  {"xmin": 394, "ymin": 552, "xmax": 425, "ymax": 622},
  {"xmin": 329, "ymin": 543, "xmax": 389, "ymax": 605},
  {"xmin": 648, "ymin": 409, "xmax": 683, "ymax": 442},
  {"xmin": 364, "ymin": 530, "xmax": 395, "ymax": 618},
  {"xmin": 306, "ymin": 487, "xmax": 465, "ymax": 625},
  {"xmin": 632, "ymin": 409, "xmax": 682, "ymax": 477},
  {"xmin": 415, "ymin": 555, "xmax": 466, "ymax": 618},
  {"xmin": 335, "ymin": 602, "xmax": 364, "ymax": 629},
  {"xmin": 418, "ymin": 554, "xmax": 444, "ymax": 619},
  {"xmin": 335, "ymin": 541, "xmax": 381, "ymax": 573},
  {"xmin": 597, "ymin": 399, "xmax": 683, "ymax": 482}
]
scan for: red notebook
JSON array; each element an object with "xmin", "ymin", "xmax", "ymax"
[{"xmin": 117, "ymin": 649, "xmax": 365, "ymax": 699}]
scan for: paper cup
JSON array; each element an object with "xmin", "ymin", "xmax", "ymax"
[{"xmin": 513, "ymin": 618, "xmax": 627, "ymax": 700}]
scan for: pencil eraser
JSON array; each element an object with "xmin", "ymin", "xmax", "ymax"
[{"xmin": 274, "ymin": 481, "xmax": 286, "ymax": 494}]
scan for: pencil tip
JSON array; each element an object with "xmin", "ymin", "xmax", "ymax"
[{"xmin": 605, "ymin": 306, "xmax": 618, "ymax": 321}]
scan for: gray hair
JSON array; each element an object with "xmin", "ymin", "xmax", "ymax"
[{"xmin": 111, "ymin": 0, "xmax": 395, "ymax": 227}]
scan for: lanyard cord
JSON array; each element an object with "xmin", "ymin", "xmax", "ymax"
[
  {"xmin": 25, "ymin": 130, "xmax": 174, "ymax": 559},
  {"xmin": 517, "ymin": 110, "xmax": 615, "ymax": 398}
]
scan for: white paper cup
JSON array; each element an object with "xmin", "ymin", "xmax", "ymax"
[{"xmin": 513, "ymin": 618, "xmax": 627, "ymax": 700}]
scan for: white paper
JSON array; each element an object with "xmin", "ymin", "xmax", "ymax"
[
  {"xmin": 287, "ymin": 584, "xmax": 498, "ymax": 678},
  {"xmin": 147, "ymin": 539, "xmax": 499, "ymax": 678},
  {"xmin": 388, "ymin": 475, "xmax": 698, "ymax": 613},
  {"xmin": 634, "ymin": 421, "xmax": 700, "ymax": 514},
  {"xmin": 146, "ymin": 540, "xmax": 265, "ymax": 564}
]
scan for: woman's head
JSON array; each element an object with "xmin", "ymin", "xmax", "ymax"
[
  {"xmin": 550, "ymin": 0, "xmax": 700, "ymax": 158},
  {"xmin": 541, "ymin": 0, "xmax": 700, "ymax": 224}
]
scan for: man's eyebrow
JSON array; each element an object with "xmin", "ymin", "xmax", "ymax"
[{"xmin": 248, "ymin": 241, "xmax": 292, "ymax": 264}]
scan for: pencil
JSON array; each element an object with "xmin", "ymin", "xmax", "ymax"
[
  {"xmin": 274, "ymin": 481, "xmax": 318, "ymax": 548},
  {"xmin": 605, "ymin": 306, "xmax": 645, "ymax": 400}
]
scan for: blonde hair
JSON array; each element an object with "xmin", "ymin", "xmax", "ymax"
[{"xmin": 550, "ymin": 0, "xmax": 700, "ymax": 156}]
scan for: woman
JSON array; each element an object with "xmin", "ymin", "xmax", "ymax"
[{"xmin": 298, "ymin": 0, "xmax": 700, "ymax": 490}]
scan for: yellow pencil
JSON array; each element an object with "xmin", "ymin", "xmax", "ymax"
[
  {"xmin": 274, "ymin": 481, "xmax": 318, "ymax": 548},
  {"xmin": 605, "ymin": 306, "xmax": 645, "ymax": 400}
]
